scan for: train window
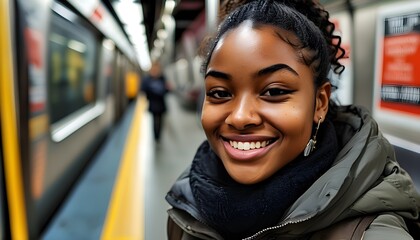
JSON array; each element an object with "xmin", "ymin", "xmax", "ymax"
[{"xmin": 47, "ymin": 6, "xmax": 98, "ymax": 125}]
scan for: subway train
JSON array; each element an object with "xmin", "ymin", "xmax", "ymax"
[{"xmin": 0, "ymin": 0, "xmax": 141, "ymax": 239}]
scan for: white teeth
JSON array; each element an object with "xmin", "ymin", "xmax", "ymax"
[{"xmin": 229, "ymin": 140, "xmax": 271, "ymax": 151}]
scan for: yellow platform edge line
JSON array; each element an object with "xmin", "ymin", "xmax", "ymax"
[
  {"xmin": 0, "ymin": 0, "xmax": 29, "ymax": 239},
  {"xmin": 101, "ymin": 96, "xmax": 147, "ymax": 240}
]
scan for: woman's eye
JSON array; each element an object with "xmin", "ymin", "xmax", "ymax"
[
  {"xmin": 262, "ymin": 88, "xmax": 291, "ymax": 96},
  {"xmin": 206, "ymin": 90, "xmax": 231, "ymax": 99}
]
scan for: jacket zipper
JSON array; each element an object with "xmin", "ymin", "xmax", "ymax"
[{"xmin": 242, "ymin": 213, "xmax": 316, "ymax": 240}]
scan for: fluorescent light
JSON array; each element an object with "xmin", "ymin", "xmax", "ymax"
[
  {"xmin": 157, "ymin": 29, "xmax": 168, "ymax": 39},
  {"xmin": 113, "ymin": 1, "xmax": 143, "ymax": 24},
  {"xmin": 164, "ymin": 0, "xmax": 176, "ymax": 15},
  {"xmin": 102, "ymin": 39, "xmax": 115, "ymax": 50},
  {"xmin": 154, "ymin": 39, "xmax": 164, "ymax": 48},
  {"xmin": 112, "ymin": 0, "xmax": 150, "ymax": 70},
  {"xmin": 124, "ymin": 24, "xmax": 145, "ymax": 36},
  {"xmin": 52, "ymin": 2, "xmax": 77, "ymax": 22}
]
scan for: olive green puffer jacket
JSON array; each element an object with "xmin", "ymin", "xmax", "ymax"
[{"xmin": 166, "ymin": 105, "xmax": 420, "ymax": 240}]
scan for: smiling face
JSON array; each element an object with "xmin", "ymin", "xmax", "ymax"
[{"xmin": 201, "ymin": 22, "xmax": 331, "ymax": 184}]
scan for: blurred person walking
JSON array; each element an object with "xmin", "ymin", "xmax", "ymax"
[{"xmin": 142, "ymin": 61, "xmax": 169, "ymax": 142}]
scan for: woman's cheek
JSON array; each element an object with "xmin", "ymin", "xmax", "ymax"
[{"xmin": 201, "ymin": 106, "xmax": 218, "ymax": 132}]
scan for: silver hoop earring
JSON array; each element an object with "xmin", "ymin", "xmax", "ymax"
[{"xmin": 304, "ymin": 116, "xmax": 322, "ymax": 157}]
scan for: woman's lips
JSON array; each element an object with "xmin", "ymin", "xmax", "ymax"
[{"xmin": 222, "ymin": 137, "xmax": 277, "ymax": 161}]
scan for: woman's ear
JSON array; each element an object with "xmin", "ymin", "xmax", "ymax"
[{"xmin": 314, "ymin": 82, "xmax": 331, "ymax": 122}]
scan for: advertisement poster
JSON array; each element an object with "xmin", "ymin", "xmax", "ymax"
[
  {"xmin": 378, "ymin": 10, "xmax": 420, "ymax": 115},
  {"xmin": 374, "ymin": 2, "xmax": 420, "ymax": 149}
]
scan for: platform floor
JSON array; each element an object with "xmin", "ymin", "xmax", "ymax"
[{"xmin": 144, "ymin": 94, "xmax": 206, "ymax": 240}]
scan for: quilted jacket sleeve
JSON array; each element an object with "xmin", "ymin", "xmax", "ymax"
[{"xmin": 363, "ymin": 213, "xmax": 413, "ymax": 240}]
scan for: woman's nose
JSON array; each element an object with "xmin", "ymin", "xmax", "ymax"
[{"xmin": 225, "ymin": 95, "xmax": 262, "ymax": 130}]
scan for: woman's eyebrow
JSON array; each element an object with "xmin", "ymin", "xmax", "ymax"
[
  {"xmin": 257, "ymin": 63, "xmax": 299, "ymax": 77},
  {"xmin": 205, "ymin": 70, "xmax": 231, "ymax": 80}
]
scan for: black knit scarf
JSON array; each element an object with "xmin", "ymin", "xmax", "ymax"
[{"xmin": 190, "ymin": 119, "xmax": 338, "ymax": 239}]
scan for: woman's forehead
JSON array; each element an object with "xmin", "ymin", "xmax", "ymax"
[
  {"xmin": 222, "ymin": 21, "xmax": 299, "ymax": 41},
  {"xmin": 211, "ymin": 23, "xmax": 304, "ymax": 65}
]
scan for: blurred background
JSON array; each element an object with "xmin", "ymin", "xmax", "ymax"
[{"xmin": 0, "ymin": 0, "xmax": 419, "ymax": 239}]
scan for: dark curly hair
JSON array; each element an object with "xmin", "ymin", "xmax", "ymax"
[{"xmin": 199, "ymin": 0, "xmax": 346, "ymax": 88}]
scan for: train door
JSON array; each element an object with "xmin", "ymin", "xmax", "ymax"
[
  {"xmin": 114, "ymin": 53, "xmax": 131, "ymax": 120},
  {"xmin": 1, "ymin": 0, "xmax": 30, "ymax": 239},
  {"xmin": 112, "ymin": 52, "xmax": 122, "ymax": 120},
  {"xmin": 99, "ymin": 39, "xmax": 117, "ymax": 125}
]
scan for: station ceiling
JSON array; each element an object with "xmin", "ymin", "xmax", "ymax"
[{"xmin": 140, "ymin": 0, "xmax": 205, "ymax": 48}]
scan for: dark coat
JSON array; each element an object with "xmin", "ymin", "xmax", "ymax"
[{"xmin": 141, "ymin": 75, "xmax": 168, "ymax": 114}]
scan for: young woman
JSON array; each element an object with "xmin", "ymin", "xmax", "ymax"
[{"xmin": 166, "ymin": 0, "xmax": 420, "ymax": 239}]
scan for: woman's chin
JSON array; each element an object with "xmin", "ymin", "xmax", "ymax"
[{"xmin": 226, "ymin": 168, "xmax": 267, "ymax": 185}]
